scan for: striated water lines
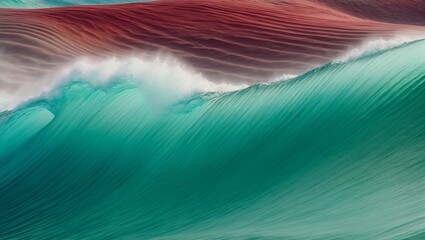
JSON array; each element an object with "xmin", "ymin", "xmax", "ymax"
[{"xmin": 1, "ymin": 39, "xmax": 425, "ymax": 239}]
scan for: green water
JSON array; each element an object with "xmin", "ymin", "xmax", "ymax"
[
  {"xmin": 1, "ymin": 40, "xmax": 425, "ymax": 239},
  {"xmin": 0, "ymin": 0, "xmax": 151, "ymax": 8}
]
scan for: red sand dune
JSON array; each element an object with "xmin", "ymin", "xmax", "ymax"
[
  {"xmin": 0, "ymin": 0, "xmax": 423, "ymax": 88},
  {"xmin": 316, "ymin": 0, "xmax": 425, "ymax": 26}
]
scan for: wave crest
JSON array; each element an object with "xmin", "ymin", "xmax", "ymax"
[
  {"xmin": 0, "ymin": 55, "xmax": 245, "ymax": 112},
  {"xmin": 336, "ymin": 33, "xmax": 425, "ymax": 63}
]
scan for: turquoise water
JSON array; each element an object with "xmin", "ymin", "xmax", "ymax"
[
  {"xmin": 1, "ymin": 40, "xmax": 425, "ymax": 239},
  {"xmin": 0, "ymin": 0, "xmax": 151, "ymax": 8}
]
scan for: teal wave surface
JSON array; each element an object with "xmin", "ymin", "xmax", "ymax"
[
  {"xmin": 1, "ymin": 40, "xmax": 425, "ymax": 239},
  {"xmin": 0, "ymin": 0, "xmax": 151, "ymax": 8}
]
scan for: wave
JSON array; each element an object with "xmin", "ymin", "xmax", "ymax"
[
  {"xmin": 0, "ymin": 55, "xmax": 245, "ymax": 111},
  {"xmin": 335, "ymin": 34, "xmax": 425, "ymax": 62},
  {"xmin": 1, "ymin": 37, "xmax": 425, "ymax": 239},
  {"xmin": 2, "ymin": 33, "xmax": 422, "ymax": 112}
]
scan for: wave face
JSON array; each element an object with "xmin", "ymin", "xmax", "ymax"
[
  {"xmin": 1, "ymin": 37, "xmax": 425, "ymax": 239},
  {"xmin": 0, "ymin": 0, "xmax": 151, "ymax": 8}
]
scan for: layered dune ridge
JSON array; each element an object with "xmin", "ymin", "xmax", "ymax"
[
  {"xmin": 316, "ymin": 0, "xmax": 425, "ymax": 26},
  {"xmin": 0, "ymin": 0, "xmax": 424, "ymax": 91}
]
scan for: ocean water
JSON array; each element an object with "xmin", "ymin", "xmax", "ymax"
[
  {"xmin": 1, "ymin": 38, "xmax": 425, "ymax": 239},
  {"xmin": 0, "ymin": 0, "xmax": 151, "ymax": 8}
]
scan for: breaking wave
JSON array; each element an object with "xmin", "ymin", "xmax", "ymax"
[
  {"xmin": 0, "ymin": 55, "xmax": 245, "ymax": 111},
  {"xmin": 336, "ymin": 33, "xmax": 425, "ymax": 62},
  {"xmin": 1, "ymin": 37, "xmax": 425, "ymax": 239}
]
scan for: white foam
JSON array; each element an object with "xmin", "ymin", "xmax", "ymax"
[
  {"xmin": 0, "ymin": 55, "xmax": 246, "ymax": 111},
  {"xmin": 272, "ymin": 74, "xmax": 298, "ymax": 82},
  {"xmin": 336, "ymin": 33, "xmax": 425, "ymax": 63}
]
